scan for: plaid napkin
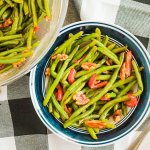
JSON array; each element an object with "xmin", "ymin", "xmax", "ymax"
[{"xmin": 0, "ymin": 0, "xmax": 150, "ymax": 150}]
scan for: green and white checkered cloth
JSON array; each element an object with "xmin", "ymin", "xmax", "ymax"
[{"xmin": 0, "ymin": 0, "xmax": 150, "ymax": 150}]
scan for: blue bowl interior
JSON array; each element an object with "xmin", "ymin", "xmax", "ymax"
[{"xmin": 30, "ymin": 22, "xmax": 150, "ymax": 146}]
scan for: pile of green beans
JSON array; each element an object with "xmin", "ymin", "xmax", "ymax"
[
  {"xmin": 0, "ymin": 0, "xmax": 51, "ymax": 73},
  {"xmin": 43, "ymin": 28, "xmax": 144, "ymax": 140}
]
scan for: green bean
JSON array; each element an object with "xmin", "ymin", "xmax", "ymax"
[
  {"xmin": 103, "ymin": 35, "xmax": 109, "ymax": 46},
  {"xmin": 64, "ymin": 103, "xmax": 96, "ymax": 128},
  {"xmin": 43, "ymin": 46, "xmax": 79, "ymax": 106},
  {"xmin": 93, "ymin": 128, "xmax": 100, "ymax": 133},
  {"xmin": 0, "ymin": 39, "xmax": 19, "ymax": 47},
  {"xmin": 95, "ymin": 28, "xmax": 101, "ymax": 42},
  {"xmin": 9, "ymin": 51, "xmax": 33, "ymax": 59},
  {"xmin": 27, "ymin": 27, "xmax": 34, "ymax": 49},
  {"xmin": 28, "ymin": 0, "xmax": 31, "ymax": 15},
  {"xmin": 112, "ymin": 46, "xmax": 128, "ymax": 53},
  {"xmin": 48, "ymin": 101, "xmax": 53, "ymax": 113},
  {"xmin": 0, "ymin": 0, "xmax": 4, "ymax": 6},
  {"xmin": 37, "ymin": 0, "xmax": 45, "ymax": 12},
  {"xmin": 110, "ymin": 76, "xmax": 135, "ymax": 90},
  {"xmin": 6, "ymin": 7, "xmax": 19, "ymax": 35},
  {"xmin": 50, "ymin": 58, "xmax": 59, "ymax": 78},
  {"xmin": 97, "ymin": 47, "xmax": 120, "ymax": 65},
  {"xmin": 80, "ymin": 46, "xmax": 97, "ymax": 64},
  {"xmin": 0, "ymin": 65, "xmax": 13, "ymax": 73},
  {"xmin": 2, "ymin": 9, "xmax": 12, "ymax": 19},
  {"xmin": 122, "ymin": 103, "xmax": 127, "ymax": 116},
  {"xmin": 0, "ymin": 58, "xmax": 22, "ymax": 64},
  {"xmin": 74, "ymin": 33, "xmax": 98, "ymax": 47},
  {"xmin": 51, "ymin": 94, "xmax": 68, "ymax": 119},
  {"xmin": 0, "ymin": 47, "xmax": 26, "ymax": 56},
  {"xmin": 68, "ymin": 53, "xmax": 124, "ymax": 120},
  {"xmin": 90, "ymin": 52, "xmax": 99, "ymax": 62},
  {"xmin": 0, "ymin": 4, "xmax": 9, "ymax": 17},
  {"xmin": 12, "ymin": 0, "xmax": 23, "ymax": 3},
  {"xmin": 31, "ymin": 0, "xmax": 38, "ymax": 28},
  {"xmin": 93, "ymin": 39, "xmax": 119, "ymax": 59},
  {"xmin": 53, "ymin": 110, "xmax": 60, "ymax": 119},
  {"xmin": 62, "ymin": 65, "xmax": 119, "ymax": 102},
  {"xmin": 66, "ymin": 43, "xmax": 72, "ymax": 55},
  {"xmin": 96, "ymin": 74, "xmax": 111, "ymax": 80},
  {"xmin": 100, "ymin": 105, "xmax": 114, "ymax": 120},
  {"xmin": 132, "ymin": 60, "xmax": 143, "ymax": 91},
  {"xmin": 87, "ymin": 127, "xmax": 97, "ymax": 140},
  {"xmin": 113, "ymin": 104, "xmax": 119, "ymax": 112},
  {"xmin": 43, "ymin": 0, "xmax": 51, "ymax": 20},
  {"xmin": 0, "ymin": 31, "xmax": 3, "ymax": 37},
  {"xmin": 5, "ymin": 0, "xmax": 14, "ymax": 7},
  {"xmin": 72, "ymin": 103, "xmax": 78, "ymax": 111},
  {"xmin": 117, "ymin": 80, "xmax": 136, "ymax": 97},
  {"xmin": 54, "ymin": 31, "xmax": 83, "ymax": 55},
  {"xmin": 23, "ymin": 0, "xmax": 29, "ymax": 15},
  {"xmin": 107, "ymin": 43, "xmax": 116, "ymax": 50},
  {"xmin": 119, "ymin": 85, "xmax": 125, "ymax": 89},
  {"xmin": 72, "ymin": 46, "xmax": 89, "ymax": 62},
  {"xmin": 112, "ymin": 88, "xmax": 119, "ymax": 94}
]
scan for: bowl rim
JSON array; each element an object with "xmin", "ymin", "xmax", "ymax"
[
  {"xmin": 0, "ymin": 0, "xmax": 69, "ymax": 86},
  {"xmin": 30, "ymin": 21, "xmax": 150, "ymax": 146}
]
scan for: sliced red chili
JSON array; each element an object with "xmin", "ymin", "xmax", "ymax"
[
  {"xmin": 68, "ymin": 68, "xmax": 76, "ymax": 84},
  {"xmin": 88, "ymin": 73, "xmax": 97, "ymax": 89},
  {"xmin": 55, "ymin": 84, "xmax": 63, "ymax": 101},
  {"xmin": 120, "ymin": 62, "xmax": 126, "ymax": 80},
  {"xmin": 124, "ymin": 93, "xmax": 138, "ymax": 107},
  {"xmin": 125, "ymin": 51, "xmax": 132, "ymax": 77},
  {"xmin": 84, "ymin": 120, "xmax": 106, "ymax": 128}
]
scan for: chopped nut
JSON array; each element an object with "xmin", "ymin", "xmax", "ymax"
[
  {"xmin": 81, "ymin": 62, "xmax": 97, "ymax": 70},
  {"xmin": 52, "ymin": 54, "xmax": 68, "ymax": 61},
  {"xmin": 113, "ymin": 109, "xmax": 122, "ymax": 122},
  {"xmin": 73, "ymin": 91, "xmax": 90, "ymax": 105}
]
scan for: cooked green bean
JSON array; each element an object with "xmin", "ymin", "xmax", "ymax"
[
  {"xmin": 87, "ymin": 127, "xmax": 97, "ymax": 140},
  {"xmin": 112, "ymin": 46, "xmax": 128, "ymax": 53}
]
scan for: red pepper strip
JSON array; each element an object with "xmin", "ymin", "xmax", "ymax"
[
  {"xmin": 93, "ymin": 81, "xmax": 108, "ymax": 89},
  {"xmin": 68, "ymin": 68, "xmax": 76, "ymax": 84},
  {"xmin": 125, "ymin": 51, "xmax": 132, "ymax": 77},
  {"xmin": 124, "ymin": 93, "xmax": 138, "ymax": 107},
  {"xmin": 120, "ymin": 62, "xmax": 126, "ymax": 80},
  {"xmin": 88, "ymin": 73, "xmax": 97, "ymax": 89},
  {"xmin": 88, "ymin": 74, "xmax": 108, "ymax": 89},
  {"xmin": 55, "ymin": 84, "xmax": 63, "ymax": 101},
  {"xmin": 100, "ymin": 95, "xmax": 110, "ymax": 101},
  {"xmin": 64, "ymin": 105, "xmax": 72, "ymax": 117},
  {"xmin": 34, "ymin": 26, "xmax": 40, "ymax": 32},
  {"xmin": 84, "ymin": 120, "xmax": 106, "ymax": 128}
]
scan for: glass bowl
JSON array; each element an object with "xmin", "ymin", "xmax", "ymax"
[{"xmin": 0, "ymin": 0, "xmax": 68, "ymax": 86}]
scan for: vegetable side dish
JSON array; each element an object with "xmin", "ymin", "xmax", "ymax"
[
  {"xmin": 43, "ymin": 28, "xmax": 144, "ymax": 139},
  {"xmin": 0, "ymin": 0, "xmax": 51, "ymax": 73}
]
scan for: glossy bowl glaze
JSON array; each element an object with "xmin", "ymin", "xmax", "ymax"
[
  {"xmin": 0, "ymin": 0, "xmax": 68, "ymax": 86},
  {"xmin": 30, "ymin": 21, "xmax": 150, "ymax": 146}
]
